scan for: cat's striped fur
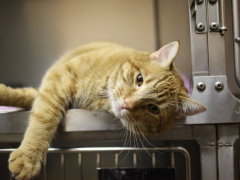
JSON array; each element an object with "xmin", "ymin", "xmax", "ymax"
[{"xmin": 0, "ymin": 41, "xmax": 205, "ymax": 180}]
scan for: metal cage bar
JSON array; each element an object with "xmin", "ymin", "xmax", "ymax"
[
  {"xmin": 232, "ymin": 0, "xmax": 240, "ymax": 87},
  {"xmin": 2, "ymin": 146, "xmax": 191, "ymax": 180}
]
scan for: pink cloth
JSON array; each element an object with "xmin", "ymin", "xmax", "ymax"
[{"xmin": 0, "ymin": 106, "xmax": 24, "ymax": 113}]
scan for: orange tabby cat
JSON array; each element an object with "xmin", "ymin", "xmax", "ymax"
[{"xmin": 0, "ymin": 41, "xmax": 205, "ymax": 180}]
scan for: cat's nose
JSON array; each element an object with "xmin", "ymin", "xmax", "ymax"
[{"xmin": 121, "ymin": 98, "xmax": 133, "ymax": 110}]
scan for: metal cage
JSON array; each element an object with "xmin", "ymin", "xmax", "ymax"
[{"xmin": 0, "ymin": 0, "xmax": 240, "ymax": 180}]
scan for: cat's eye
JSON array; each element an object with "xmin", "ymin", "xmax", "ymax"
[
  {"xmin": 148, "ymin": 104, "xmax": 159, "ymax": 114},
  {"xmin": 137, "ymin": 74, "xmax": 143, "ymax": 87}
]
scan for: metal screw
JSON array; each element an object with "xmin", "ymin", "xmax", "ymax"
[
  {"xmin": 196, "ymin": 0, "xmax": 204, "ymax": 5},
  {"xmin": 209, "ymin": 0, "xmax": 217, "ymax": 4},
  {"xmin": 215, "ymin": 82, "xmax": 224, "ymax": 91},
  {"xmin": 197, "ymin": 82, "xmax": 206, "ymax": 91},
  {"xmin": 196, "ymin": 23, "xmax": 205, "ymax": 31},
  {"xmin": 210, "ymin": 22, "xmax": 219, "ymax": 31}
]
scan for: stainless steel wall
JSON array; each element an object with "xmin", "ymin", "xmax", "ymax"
[
  {"xmin": 0, "ymin": 0, "xmax": 156, "ymax": 87},
  {"xmin": 158, "ymin": 0, "xmax": 192, "ymax": 82}
]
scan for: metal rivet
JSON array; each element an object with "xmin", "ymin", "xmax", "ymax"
[
  {"xmin": 210, "ymin": 22, "xmax": 219, "ymax": 31},
  {"xmin": 215, "ymin": 82, "xmax": 224, "ymax": 91},
  {"xmin": 209, "ymin": 0, "xmax": 217, "ymax": 4},
  {"xmin": 197, "ymin": 82, "xmax": 206, "ymax": 91},
  {"xmin": 196, "ymin": 0, "xmax": 204, "ymax": 5},
  {"xmin": 235, "ymin": 37, "xmax": 240, "ymax": 43},
  {"xmin": 196, "ymin": 23, "xmax": 205, "ymax": 31}
]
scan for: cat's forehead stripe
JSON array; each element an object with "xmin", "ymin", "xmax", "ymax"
[
  {"xmin": 128, "ymin": 60, "xmax": 141, "ymax": 72},
  {"xmin": 145, "ymin": 77, "xmax": 155, "ymax": 84},
  {"xmin": 153, "ymin": 75, "xmax": 171, "ymax": 88}
]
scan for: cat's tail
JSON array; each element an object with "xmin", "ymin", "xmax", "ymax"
[{"xmin": 0, "ymin": 84, "xmax": 38, "ymax": 109}]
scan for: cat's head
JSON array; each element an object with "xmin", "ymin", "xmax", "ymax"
[{"xmin": 109, "ymin": 41, "xmax": 206, "ymax": 135}]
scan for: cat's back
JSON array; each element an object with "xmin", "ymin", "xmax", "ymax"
[
  {"xmin": 43, "ymin": 42, "xmax": 137, "ymax": 81},
  {"xmin": 57, "ymin": 41, "xmax": 134, "ymax": 64}
]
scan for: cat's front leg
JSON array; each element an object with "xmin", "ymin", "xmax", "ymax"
[{"xmin": 9, "ymin": 83, "xmax": 70, "ymax": 180}]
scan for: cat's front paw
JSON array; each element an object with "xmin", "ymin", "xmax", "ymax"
[{"xmin": 9, "ymin": 148, "xmax": 41, "ymax": 180}]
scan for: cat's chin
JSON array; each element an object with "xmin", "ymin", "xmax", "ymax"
[
  {"xmin": 112, "ymin": 108, "xmax": 129, "ymax": 119},
  {"xmin": 110, "ymin": 98, "xmax": 125, "ymax": 118}
]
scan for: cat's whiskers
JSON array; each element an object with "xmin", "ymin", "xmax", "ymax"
[
  {"xmin": 135, "ymin": 126, "xmax": 163, "ymax": 166},
  {"xmin": 136, "ymin": 122, "xmax": 165, "ymax": 154},
  {"xmin": 116, "ymin": 126, "xmax": 131, "ymax": 164},
  {"xmin": 118, "ymin": 122, "xmax": 134, "ymax": 157},
  {"xmin": 136, "ymin": 123, "xmax": 157, "ymax": 148},
  {"xmin": 115, "ymin": 127, "xmax": 125, "ymax": 140},
  {"xmin": 131, "ymin": 124, "xmax": 142, "ymax": 162},
  {"xmin": 109, "ymin": 127, "xmax": 127, "ymax": 161},
  {"xmin": 123, "ymin": 125, "xmax": 130, "ymax": 148},
  {"xmin": 135, "ymin": 124, "xmax": 165, "ymax": 166},
  {"xmin": 123, "ymin": 114, "xmax": 147, "ymax": 161},
  {"xmin": 129, "ymin": 125, "xmax": 132, "ymax": 149}
]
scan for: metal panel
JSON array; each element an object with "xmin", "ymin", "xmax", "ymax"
[
  {"xmin": 193, "ymin": 125, "xmax": 216, "ymax": 146},
  {"xmin": 194, "ymin": 125, "xmax": 217, "ymax": 180},
  {"xmin": 218, "ymin": 146, "xmax": 237, "ymax": 180},
  {"xmin": 208, "ymin": 32, "xmax": 226, "ymax": 75},
  {"xmin": 188, "ymin": 0, "xmax": 209, "ymax": 76},
  {"xmin": 177, "ymin": 76, "xmax": 240, "ymax": 124},
  {"xmin": 195, "ymin": 0, "xmax": 208, "ymax": 34},
  {"xmin": 207, "ymin": 0, "xmax": 226, "ymax": 75},
  {"xmin": 0, "ymin": 111, "xmax": 29, "ymax": 133},
  {"xmin": 199, "ymin": 146, "xmax": 217, "ymax": 180},
  {"xmin": 63, "ymin": 110, "xmax": 120, "ymax": 132},
  {"xmin": 217, "ymin": 125, "xmax": 240, "ymax": 180},
  {"xmin": 0, "ymin": 110, "xmax": 120, "ymax": 134},
  {"xmin": 218, "ymin": 124, "xmax": 239, "ymax": 145},
  {"xmin": 0, "ymin": 125, "xmax": 194, "ymax": 143},
  {"xmin": 208, "ymin": 0, "xmax": 219, "ymax": 32}
]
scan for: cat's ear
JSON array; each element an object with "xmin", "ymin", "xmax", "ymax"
[
  {"xmin": 175, "ymin": 96, "xmax": 206, "ymax": 119},
  {"xmin": 150, "ymin": 41, "xmax": 179, "ymax": 69}
]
